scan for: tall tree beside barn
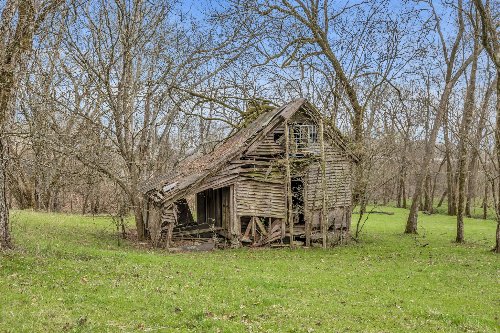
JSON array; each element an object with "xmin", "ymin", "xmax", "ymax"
[
  {"xmin": 57, "ymin": 0, "xmax": 237, "ymax": 240},
  {"xmin": 465, "ymin": 78, "xmax": 495, "ymax": 218},
  {"xmin": 456, "ymin": 10, "xmax": 481, "ymax": 243},
  {"xmin": 472, "ymin": 0, "xmax": 500, "ymax": 253},
  {"xmin": 405, "ymin": 0, "xmax": 475, "ymax": 234},
  {"xmin": 0, "ymin": 0, "xmax": 62, "ymax": 249},
  {"xmin": 58, "ymin": 0, "xmax": 177, "ymax": 240}
]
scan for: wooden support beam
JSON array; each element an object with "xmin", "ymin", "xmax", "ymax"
[
  {"xmin": 319, "ymin": 118, "xmax": 327, "ymax": 248},
  {"xmin": 229, "ymin": 185, "xmax": 235, "ymax": 239},
  {"xmin": 304, "ymin": 175, "xmax": 311, "ymax": 247},
  {"xmin": 252, "ymin": 216, "xmax": 256, "ymax": 243},
  {"xmin": 243, "ymin": 217, "xmax": 253, "ymax": 240},
  {"xmin": 305, "ymin": 208, "xmax": 311, "ymax": 247},
  {"xmin": 284, "ymin": 121, "xmax": 294, "ymax": 248},
  {"xmin": 255, "ymin": 217, "xmax": 268, "ymax": 235},
  {"xmin": 233, "ymin": 184, "xmax": 241, "ymax": 240}
]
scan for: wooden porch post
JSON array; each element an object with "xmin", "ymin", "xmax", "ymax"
[
  {"xmin": 285, "ymin": 121, "xmax": 294, "ymax": 248},
  {"xmin": 319, "ymin": 119, "xmax": 327, "ymax": 248},
  {"xmin": 230, "ymin": 184, "xmax": 241, "ymax": 247}
]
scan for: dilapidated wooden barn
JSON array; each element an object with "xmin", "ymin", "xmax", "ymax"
[{"xmin": 140, "ymin": 99, "xmax": 358, "ymax": 248}]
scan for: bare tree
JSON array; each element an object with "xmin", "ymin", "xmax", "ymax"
[
  {"xmin": 456, "ymin": 12, "xmax": 481, "ymax": 243},
  {"xmin": 465, "ymin": 78, "xmax": 495, "ymax": 217},
  {"xmin": 213, "ymin": 0, "xmax": 424, "ymax": 224},
  {"xmin": 47, "ymin": 0, "xmax": 237, "ymax": 240},
  {"xmin": 472, "ymin": 0, "xmax": 499, "ymax": 253},
  {"xmin": 56, "ymin": 0, "xmax": 182, "ymax": 240},
  {"xmin": 405, "ymin": 0, "xmax": 477, "ymax": 234},
  {"xmin": 0, "ymin": 0, "xmax": 62, "ymax": 249}
]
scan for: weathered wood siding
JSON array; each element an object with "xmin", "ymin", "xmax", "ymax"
[
  {"xmin": 197, "ymin": 163, "xmax": 238, "ymax": 192},
  {"xmin": 235, "ymin": 180, "xmax": 286, "ymax": 218},
  {"xmin": 246, "ymin": 125, "xmax": 285, "ymax": 156},
  {"xmin": 304, "ymin": 143, "xmax": 352, "ymax": 211}
]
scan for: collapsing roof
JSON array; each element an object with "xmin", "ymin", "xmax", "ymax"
[{"xmin": 139, "ymin": 98, "xmax": 357, "ymax": 206}]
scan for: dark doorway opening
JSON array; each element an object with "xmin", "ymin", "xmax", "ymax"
[
  {"xmin": 175, "ymin": 198, "xmax": 194, "ymax": 224},
  {"xmin": 196, "ymin": 186, "xmax": 231, "ymax": 229},
  {"xmin": 291, "ymin": 177, "xmax": 304, "ymax": 225}
]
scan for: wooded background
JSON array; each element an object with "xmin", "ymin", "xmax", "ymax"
[{"xmin": 1, "ymin": 0, "xmax": 498, "ymax": 252}]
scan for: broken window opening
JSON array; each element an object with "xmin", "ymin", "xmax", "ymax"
[{"xmin": 289, "ymin": 124, "xmax": 318, "ymax": 152}]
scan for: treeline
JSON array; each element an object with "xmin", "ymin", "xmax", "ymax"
[{"xmin": 1, "ymin": 0, "xmax": 498, "ymax": 252}]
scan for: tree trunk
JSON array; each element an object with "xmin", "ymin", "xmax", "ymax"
[
  {"xmin": 396, "ymin": 173, "xmax": 402, "ymax": 208},
  {"xmin": 90, "ymin": 191, "xmax": 99, "ymax": 215},
  {"xmin": 406, "ymin": 200, "xmax": 419, "ymax": 234},
  {"xmin": 465, "ymin": 160, "xmax": 478, "ymax": 218},
  {"xmin": 483, "ymin": 181, "xmax": 488, "ymax": 220},
  {"xmin": 495, "ymin": 218, "xmax": 500, "ymax": 253},
  {"xmin": 494, "ymin": 74, "xmax": 500, "ymax": 253},
  {"xmin": 466, "ymin": 81, "xmax": 494, "ymax": 217},
  {"xmin": 1, "ymin": 1, "xmax": 46, "ymax": 249},
  {"xmin": 424, "ymin": 173, "xmax": 432, "ymax": 212},
  {"xmin": 0, "ymin": 51, "xmax": 14, "ymax": 251},
  {"xmin": 82, "ymin": 193, "xmax": 89, "ymax": 215},
  {"xmin": 444, "ymin": 113, "xmax": 457, "ymax": 216},
  {"xmin": 456, "ymin": 39, "xmax": 479, "ymax": 243},
  {"xmin": 383, "ymin": 181, "xmax": 389, "ymax": 206},
  {"xmin": 396, "ymin": 172, "xmax": 406, "ymax": 209},
  {"xmin": 406, "ymin": 83, "xmax": 456, "ymax": 233},
  {"xmin": 437, "ymin": 190, "xmax": 448, "ymax": 208},
  {"xmin": 429, "ymin": 157, "xmax": 446, "ymax": 214},
  {"xmin": 402, "ymin": 179, "xmax": 407, "ymax": 209},
  {"xmin": 133, "ymin": 197, "xmax": 146, "ymax": 241},
  {"xmin": 397, "ymin": 144, "xmax": 408, "ymax": 209},
  {"xmin": 0, "ymin": 136, "xmax": 11, "ymax": 250}
]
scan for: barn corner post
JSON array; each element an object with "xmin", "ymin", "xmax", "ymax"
[
  {"xmin": 230, "ymin": 184, "xmax": 241, "ymax": 248},
  {"xmin": 304, "ymin": 179, "xmax": 311, "ymax": 247},
  {"xmin": 165, "ymin": 203, "xmax": 176, "ymax": 248},
  {"xmin": 284, "ymin": 120, "xmax": 294, "ymax": 248},
  {"xmin": 319, "ymin": 118, "xmax": 328, "ymax": 248}
]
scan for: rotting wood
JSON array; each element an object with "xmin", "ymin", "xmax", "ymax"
[
  {"xmin": 172, "ymin": 227, "xmax": 223, "ymax": 237},
  {"xmin": 285, "ymin": 121, "xmax": 294, "ymax": 248},
  {"xmin": 319, "ymin": 118, "xmax": 327, "ymax": 248},
  {"xmin": 252, "ymin": 216, "xmax": 257, "ymax": 243},
  {"xmin": 255, "ymin": 217, "xmax": 268, "ymax": 235},
  {"xmin": 242, "ymin": 218, "xmax": 253, "ymax": 242}
]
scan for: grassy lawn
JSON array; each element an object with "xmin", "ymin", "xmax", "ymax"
[{"xmin": 1, "ymin": 208, "xmax": 499, "ymax": 333}]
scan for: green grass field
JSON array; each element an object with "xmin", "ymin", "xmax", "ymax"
[{"xmin": 1, "ymin": 208, "xmax": 499, "ymax": 332}]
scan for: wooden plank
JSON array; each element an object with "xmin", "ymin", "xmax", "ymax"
[
  {"xmin": 173, "ymin": 227, "xmax": 223, "ymax": 237},
  {"xmin": 319, "ymin": 118, "xmax": 327, "ymax": 248},
  {"xmin": 242, "ymin": 217, "xmax": 253, "ymax": 240},
  {"xmin": 255, "ymin": 217, "xmax": 268, "ymax": 235},
  {"xmin": 304, "ymin": 175, "xmax": 311, "ymax": 247},
  {"xmin": 233, "ymin": 183, "xmax": 241, "ymax": 240},
  {"xmin": 285, "ymin": 121, "xmax": 293, "ymax": 248},
  {"xmin": 222, "ymin": 186, "xmax": 230, "ymax": 230},
  {"xmin": 252, "ymin": 216, "xmax": 257, "ymax": 242}
]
